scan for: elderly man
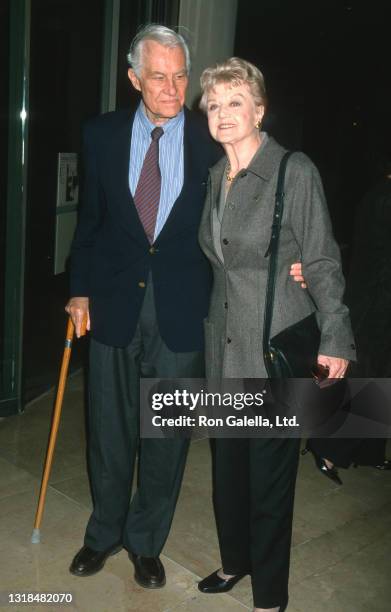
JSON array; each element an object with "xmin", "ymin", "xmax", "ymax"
[
  {"xmin": 66, "ymin": 24, "xmax": 221, "ymax": 588},
  {"xmin": 66, "ymin": 24, "xmax": 304, "ymax": 588}
]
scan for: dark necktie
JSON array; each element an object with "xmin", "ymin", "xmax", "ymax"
[{"xmin": 133, "ymin": 126, "xmax": 164, "ymax": 243}]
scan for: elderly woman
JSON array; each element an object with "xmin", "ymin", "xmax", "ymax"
[{"xmin": 197, "ymin": 58, "xmax": 356, "ymax": 612}]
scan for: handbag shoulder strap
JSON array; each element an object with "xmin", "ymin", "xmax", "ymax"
[{"xmin": 263, "ymin": 151, "xmax": 293, "ymax": 359}]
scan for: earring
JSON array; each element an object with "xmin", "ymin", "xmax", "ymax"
[{"xmin": 256, "ymin": 120, "xmax": 261, "ymax": 129}]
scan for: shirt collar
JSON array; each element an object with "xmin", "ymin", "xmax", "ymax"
[
  {"xmin": 209, "ymin": 133, "xmax": 285, "ymax": 187},
  {"xmin": 136, "ymin": 101, "xmax": 184, "ymax": 138},
  {"xmin": 245, "ymin": 132, "xmax": 269, "ymax": 175},
  {"xmin": 245, "ymin": 133, "xmax": 287, "ymax": 180}
]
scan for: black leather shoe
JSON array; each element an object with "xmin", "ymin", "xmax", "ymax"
[
  {"xmin": 69, "ymin": 544, "xmax": 122, "ymax": 577},
  {"xmin": 129, "ymin": 552, "xmax": 166, "ymax": 588},
  {"xmin": 302, "ymin": 447, "xmax": 342, "ymax": 485},
  {"xmin": 198, "ymin": 570, "xmax": 246, "ymax": 594}
]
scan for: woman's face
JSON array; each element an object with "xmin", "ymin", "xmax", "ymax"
[{"xmin": 205, "ymin": 81, "xmax": 264, "ymax": 146}]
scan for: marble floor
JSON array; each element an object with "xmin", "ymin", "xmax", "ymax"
[{"xmin": 1, "ymin": 372, "xmax": 390, "ymax": 612}]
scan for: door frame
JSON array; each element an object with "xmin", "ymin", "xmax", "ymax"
[{"xmin": 1, "ymin": 0, "xmax": 30, "ymax": 416}]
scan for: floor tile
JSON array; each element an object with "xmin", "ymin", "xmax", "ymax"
[
  {"xmin": 0, "ymin": 457, "xmax": 38, "ymax": 501},
  {"xmin": 1, "ymin": 374, "xmax": 390, "ymax": 612},
  {"xmin": 167, "ymin": 591, "xmax": 251, "ymax": 611}
]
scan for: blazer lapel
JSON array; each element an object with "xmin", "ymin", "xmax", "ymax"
[
  {"xmin": 104, "ymin": 111, "xmax": 149, "ymax": 247},
  {"xmin": 246, "ymin": 136, "xmax": 286, "ymax": 182},
  {"xmin": 203, "ymin": 136, "xmax": 285, "ymax": 269},
  {"xmin": 209, "ymin": 156, "xmax": 226, "ymax": 208},
  {"xmin": 206, "ymin": 158, "xmax": 226, "ymax": 266}
]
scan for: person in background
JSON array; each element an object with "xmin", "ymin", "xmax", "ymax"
[
  {"xmin": 197, "ymin": 57, "xmax": 355, "ymax": 611},
  {"xmin": 302, "ymin": 154, "xmax": 391, "ymax": 482}
]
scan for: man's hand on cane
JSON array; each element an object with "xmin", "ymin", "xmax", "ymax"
[{"xmin": 65, "ymin": 297, "xmax": 90, "ymax": 337}]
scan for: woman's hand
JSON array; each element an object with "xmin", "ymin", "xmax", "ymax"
[
  {"xmin": 290, "ymin": 262, "xmax": 307, "ymax": 288},
  {"xmin": 317, "ymin": 354, "xmax": 349, "ymax": 379}
]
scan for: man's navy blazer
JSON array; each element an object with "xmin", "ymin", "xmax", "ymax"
[{"xmin": 70, "ymin": 107, "xmax": 222, "ymax": 350}]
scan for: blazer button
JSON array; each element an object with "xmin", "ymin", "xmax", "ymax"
[
  {"xmin": 228, "ymin": 202, "xmax": 235, "ymax": 210},
  {"xmin": 224, "ymin": 302, "xmax": 228, "ymax": 309},
  {"xmin": 149, "ymin": 246, "xmax": 158, "ymax": 254},
  {"xmin": 227, "ymin": 337, "xmax": 232, "ymax": 344},
  {"xmin": 138, "ymin": 281, "xmax": 146, "ymax": 288},
  {"xmin": 222, "ymin": 238, "xmax": 229, "ymax": 245}
]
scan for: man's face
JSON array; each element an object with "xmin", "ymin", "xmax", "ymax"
[{"xmin": 128, "ymin": 40, "xmax": 188, "ymax": 125}]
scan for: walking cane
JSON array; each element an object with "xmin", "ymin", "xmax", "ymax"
[{"xmin": 31, "ymin": 315, "xmax": 87, "ymax": 544}]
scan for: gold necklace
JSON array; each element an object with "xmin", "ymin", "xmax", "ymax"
[{"xmin": 225, "ymin": 163, "xmax": 235, "ymax": 182}]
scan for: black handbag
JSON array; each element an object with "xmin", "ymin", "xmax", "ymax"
[{"xmin": 263, "ymin": 151, "xmax": 321, "ymax": 378}]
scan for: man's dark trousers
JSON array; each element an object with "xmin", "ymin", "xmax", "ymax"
[
  {"xmin": 84, "ymin": 278, "xmax": 204, "ymax": 556},
  {"xmin": 70, "ymin": 108, "xmax": 222, "ymax": 556}
]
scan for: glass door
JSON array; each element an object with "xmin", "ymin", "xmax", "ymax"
[
  {"xmin": 1, "ymin": 0, "xmax": 180, "ymax": 410},
  {"xmin": 22, "ymin": 0, "xmax": 105, "ymax": 401}
]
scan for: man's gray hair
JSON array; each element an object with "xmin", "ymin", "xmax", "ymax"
[{"xmin": 127, "ymin": 24, "xmax": 191, "ymax": 76}]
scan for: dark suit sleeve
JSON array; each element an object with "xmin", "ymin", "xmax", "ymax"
[
  {"xmin": 287, "ymin": 153, "xmax": 356, "ymax": 361},
  {"xmin": 70, "ymin": 123, "xmax": 106, "ymax": 297}
]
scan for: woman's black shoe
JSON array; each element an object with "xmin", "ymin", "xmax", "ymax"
[
  {"xmin": 301, "ymin": 447, "xmax": 342, "ymax": 485},
  {"xmin": 198, "ymin": 570, "xmax": 246, "ymax": 594}
]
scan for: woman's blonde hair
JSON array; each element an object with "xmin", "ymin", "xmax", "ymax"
[{"xmin": 199, "ymin": 57, "xmax": 267, "ymax": 112}]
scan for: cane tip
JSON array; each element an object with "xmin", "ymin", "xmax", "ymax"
[{"xmin": 31, "ymin": 528, "xmax": 41, "ymax": 544}]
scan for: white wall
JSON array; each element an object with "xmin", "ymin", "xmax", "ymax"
[{"xmin": 178, "ymin": 0, "xmax": 238, "ymax": 108}]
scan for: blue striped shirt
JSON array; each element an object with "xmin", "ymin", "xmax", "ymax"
[{"xmin": 129, "ymin": 102, "xmax": 184, "ymax": 241}]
